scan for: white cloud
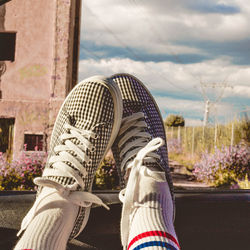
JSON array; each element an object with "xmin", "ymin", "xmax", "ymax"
[
  {"xmin": 147, "ymin": 95, "xmax": 235, "ymax": 125},
  {"xmin": 225, "ymin": 85, "xmax": 250, "ymax": 98},
  {"xmin": 155, "ymin": 96, "xmax": 204, "ymax": 114},
  {"xmin": 78, "ymin": 57, "xmax": 250, "ymax": 123},
  {"xmin": 79, "ymin": 57, "xmax": 250, "ymax": 96},
  {"xmin": 79, "ymin": 1, "xmax": 250, "ymax": 123},
  {"xmin": 78, "ymin": 58, "xmax": 199, "ymax": 94},
  {"xmin": 81, "ymin": 0, "xmax": 250, "ymax": 55}
]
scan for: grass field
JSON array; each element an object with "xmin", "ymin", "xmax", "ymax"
[{"xmin": 166, "ymin": 119, "xmax": 250, "ymax": 188}]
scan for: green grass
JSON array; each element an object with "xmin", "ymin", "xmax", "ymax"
[
  {"xmin": 166, "ymin": 119, "xmax": 248, "ymax": 156},
  {"xmin": 166, "ymin": 120, "xmax": 249, "ymax": 187}
]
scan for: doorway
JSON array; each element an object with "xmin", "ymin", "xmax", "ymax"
[{"xmin": 0, "ymin": 118, "xmax": 15, "ymax": 159}]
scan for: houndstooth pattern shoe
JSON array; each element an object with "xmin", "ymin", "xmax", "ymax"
[
  {"xmin": 17, "ymin": 76, "xmax": 123, "ymax": 239},
  {"xmin": 110, "ymin": 73, "xmax": 175, "ymax": 248}
]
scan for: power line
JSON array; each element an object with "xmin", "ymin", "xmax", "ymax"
[
  {"xmin": 80, "ymin": 44, "xmax": 103, "ymax": 60},
  {"xmin": 199, "ymin": 80, "xmax": 234, "ymax": 126},
  {"xmin": 83, "ymin": 3, "xmax": 191, "ymax": 91},
  {"xmin": 127, "ymin": 0, "xmax": 183, "ymax": 64},
  {"xmin": 129, "ymin": 0, "xmax": 203, "ymax": 84},
  {"xmin": 130, "ymin": 0, "xmax": 237, "ymax": 98},
  {"xmin": 84, "ymin": 5, "xmax": 142, "ymax": 61}
]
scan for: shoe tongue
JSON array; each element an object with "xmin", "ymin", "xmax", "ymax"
[
  {"xmin": 145, "ymin": 161, "xmax": 163, "ymax": 172},
  {"xmin": 124, "ymin": 159, "xmax": 164, "ymax": 184},
  {"xmin": 125, "ymin": 155, "xmax": 160, "ymax": 171},
  {"xmin": 142, "ymin": 165, "xmax": 167, "ymax": 182},
  {"xmin": 127, "ymin": 165, "xmax": 167, "ymax": 191}
]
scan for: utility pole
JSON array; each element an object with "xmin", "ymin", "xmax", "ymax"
[
  {"xmin": 200, "ymin": 81, "xmax": 233, "ymax": 126},
  {"xmin": 203, "ymin": 100, "xmax": 210, "ymax": 126}
]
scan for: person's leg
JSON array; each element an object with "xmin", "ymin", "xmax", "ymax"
[
  {"xmin": 15, "ymin": 76, "xmax": 123, "ymax": 250},
  {"xmin": 120, "ymin": 138, "xmax": 180, "ymax": 250},
  {"xmin": 111, "ymin": 73, "xmax": 180, "ymax": 249},
  {"xmin": 15, "ymin": 187, "xmax": 79, "ymax": 250}
]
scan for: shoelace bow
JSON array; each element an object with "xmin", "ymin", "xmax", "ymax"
[
  {"xmin": 17, "ymin": 123, "xmax": 109, "ymax": 237},
  {"xmin": 117, "ymin": 112, "xmax": 165, "ymax": 249}
]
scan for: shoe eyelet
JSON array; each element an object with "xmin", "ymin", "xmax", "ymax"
[
  {"xmin": 94, "ymin": 134, "xmax": 99, "ymax": 139},
  {"xmin": 59, "ymin": 135, "xmax": 66, "ymax": 144},
  {"xmin": 87, "ymin": 159, "xmax": 92, "ymax": 165},
  {"xmin": 90, "ymin": 146, "xmax": 95, "ymax": 152},
  {"xmin": 63, "ymin": 123, "xmax": 70, "ymax": 131}
]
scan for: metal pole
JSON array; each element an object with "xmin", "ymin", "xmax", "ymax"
[
  {"xmin": 192, "ymin": 126, "xmax": 195, "ymax": 157},
  {"xmin": 203, "ymin": 100, "xmax": 210, "ymax": 126},
  {"xmin": 214, "ymin": 123, "xmax": 217, "ymax": 149},
  {"xmin": 177, "ymin": 126, "xmax": 181, "ymax": 141},
  {"xmin": 231, "ymin": 121, "xmax": 234, "ymax": 149}
]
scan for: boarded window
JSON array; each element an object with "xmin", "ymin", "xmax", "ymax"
[{"xmin": 24, "ymin": 134, "xmax": 43, "ymax": 151}]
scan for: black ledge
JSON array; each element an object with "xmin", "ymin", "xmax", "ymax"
[{"xmin": 0, "ymin": 190, "xmax": 249, "ymax": 250}]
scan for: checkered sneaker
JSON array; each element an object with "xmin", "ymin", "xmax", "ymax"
[
  {"xmin": 17, "ymin": 76, "xmax": 123, "ymax": 239},
  {"xmin": 111, "ymin": 73, "xmax": 174, "ymax": 199},
  {"xmin": 110, "ymin": 73, "xmax": 175, "ymax": 248}
]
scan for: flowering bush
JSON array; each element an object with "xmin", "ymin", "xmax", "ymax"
[
  {"xmin": 0, "ymin": 151, "xmax": 47, "ymax": 190},
  {"xmin": 193, "ymin": 145, "xmax": 250, "ymax": 187},
  {"xmin": 167, "ymin": 138, "xmax": 183, "ymax": 154},
  {"xmin": 94, "ymin": 156, "xmax": 119, "ymax": 190},
  {"xmin": 0, "ymin": 149, "xmax": 120, "ymax": 191},
  {"xmin": 230, "ymin": 174, "xmax": 250, "ymax": 189}
]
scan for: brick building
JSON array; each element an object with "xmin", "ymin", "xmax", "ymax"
[{"xmin": 0, "ymin": 0, "xmax": 81, "ymax": 158}]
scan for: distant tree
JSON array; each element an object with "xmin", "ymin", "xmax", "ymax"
[{"xmin": 164, "ymin": 114, "xmax": 185, "ymax": 127}]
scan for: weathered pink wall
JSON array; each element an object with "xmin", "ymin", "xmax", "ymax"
[
  {"xmin": 0, "ymin": 0, "xmax": 77, "ymax": 157},
  {"xmin": 3, "ymin": 0, "xmax": 55, "ymax": 100}
]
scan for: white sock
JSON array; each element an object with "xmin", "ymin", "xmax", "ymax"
[
  {"xmin": 126, "ymin": 167, "xmax": 180, "ymax": 250},
  {"xmin": 14, "ymin": 187, "xmax": 79, "ymax": 250}
]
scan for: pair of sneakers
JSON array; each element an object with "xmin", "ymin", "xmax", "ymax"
[{"xmin": 18, "ymin": 73, "xmax": 175, "ymax": 248}]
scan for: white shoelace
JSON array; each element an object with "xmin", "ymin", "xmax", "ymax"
[
  {"xmin": 118, "ymin": 112, "xmax": 161, "ymax": 174},
  {"xmin": 17, "ymin": 123, "xmax": 109, "ymax": 237},
  {"xmin": 117, "ymin": 113, "xmax": 165, "ymax": 249},
  {"xmin": 119, "ymin": 138, "xmax": 164, "ymax": 249}
]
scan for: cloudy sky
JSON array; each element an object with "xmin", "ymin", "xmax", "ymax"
[{"xmin": 78, "ymin": 0, "xmax": 250, "ymax": 126}]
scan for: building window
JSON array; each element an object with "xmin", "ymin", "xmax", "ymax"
[
  {"xmin": 0, "ymin": 32, "xmax": 16, "ymax": 61},
  {"xmin": 24, "ymin": 134, "xmax": 43, "ymax": 151},
  {"xmin": 0, "ymin": 118, "xmax": 15, "ymax": 155}
]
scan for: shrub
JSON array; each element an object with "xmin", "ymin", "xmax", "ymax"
[
  {"xmin": 0, "ymin": 151, "xmax": 47, "ymax": 190},
  {"xmin": 0, "ymin": 150, "xmax": 120, "ymax": 191},
  {"xmin": 93, "ymin": 156, "xmax": 119, "ymax": 190},
  {"xmin": 231, "ymin": 174, "xmax": 250, "ymax": 189},
  {"xmin": 238, "ymin": 118, "xmax": 250, "ymax": 145},
  {"xmin": 165, "ymin": 114, "xmax": 185, "ymax": 127},
  {"xmin": 236, "ymin": 174, "xmax": 250, "ymax": 189},
  {"xmin": 193, "ymin": 145, "xmax": 250, "ymax": 187}
]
